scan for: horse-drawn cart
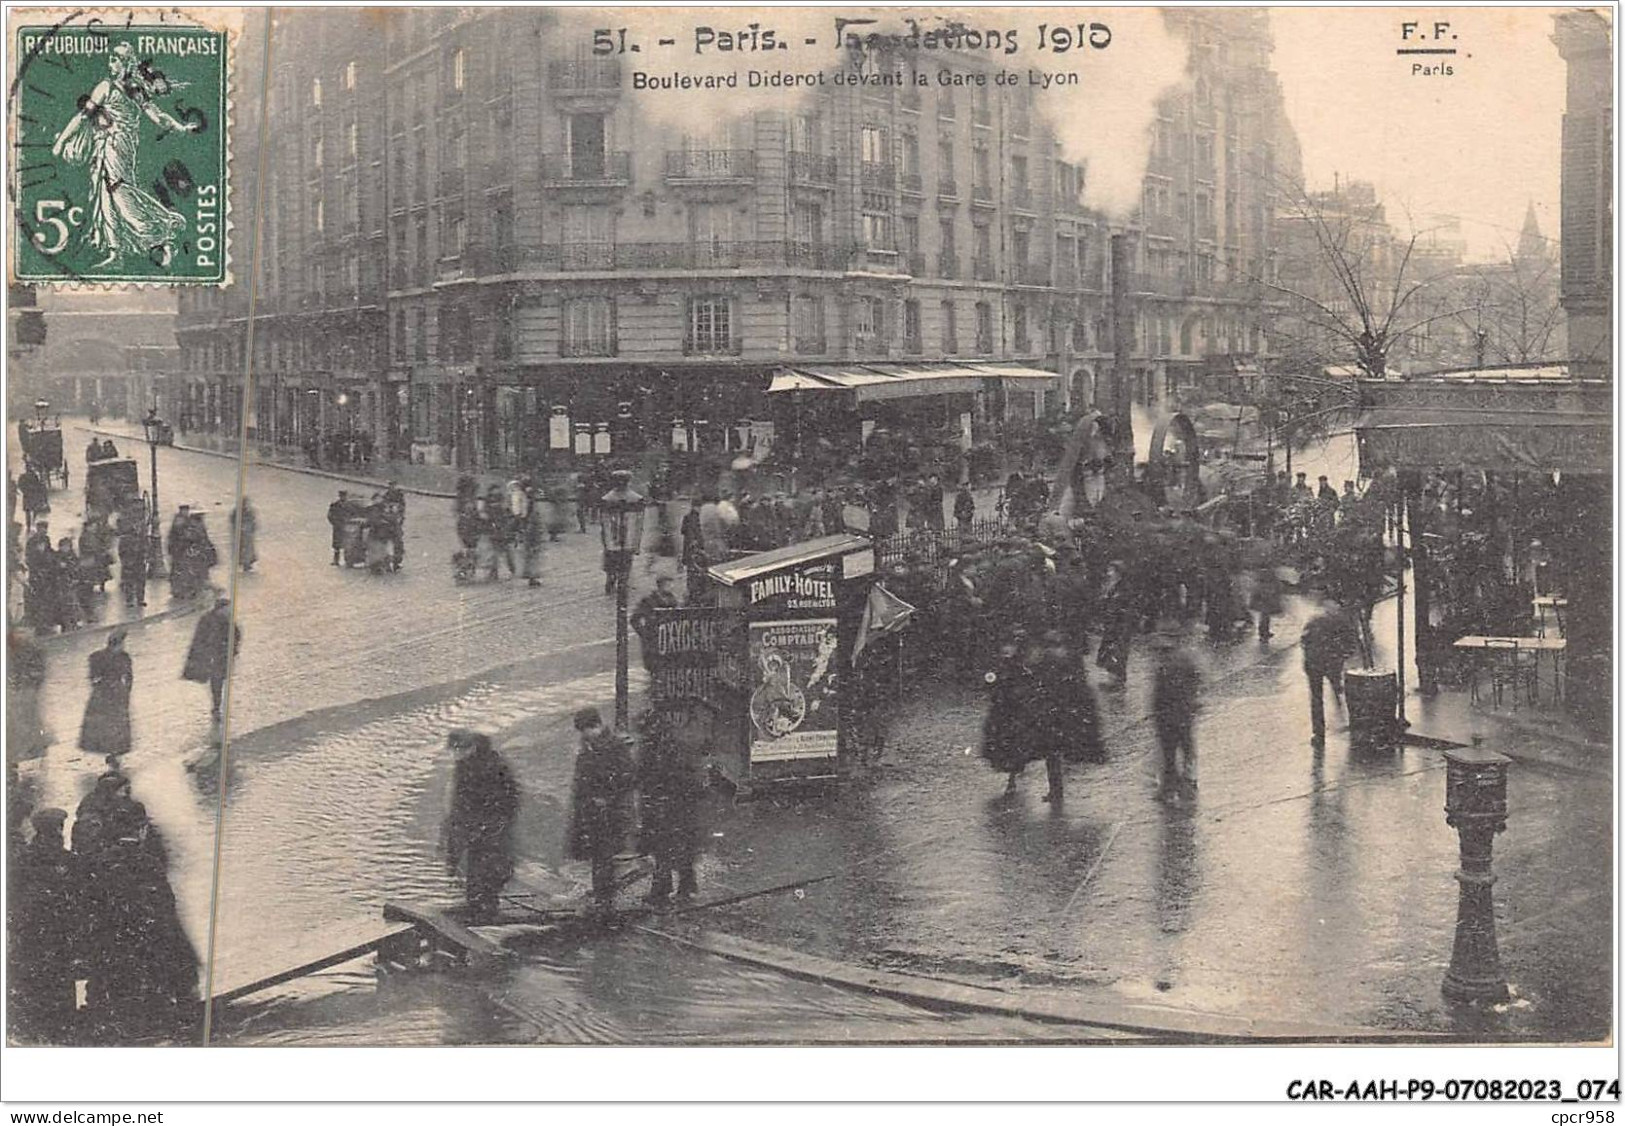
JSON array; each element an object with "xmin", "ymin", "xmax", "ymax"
[{"xmin": 18, "ymin": 417, "xmax": 67, "ymax": 488}]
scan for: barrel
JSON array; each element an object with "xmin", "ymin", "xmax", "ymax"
[{"xmin": 1345, "ymin": 667, "xmax": 1399, "ymax": 752}]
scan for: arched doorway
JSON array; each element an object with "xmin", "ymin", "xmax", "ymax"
[
  {"xmin": 1148, "ymin": 412, "xmax": 1203, "ymax": 509},
  {"xmin": 1070, "ymin": 366, "xmax": 1095, "ymax": 411}
]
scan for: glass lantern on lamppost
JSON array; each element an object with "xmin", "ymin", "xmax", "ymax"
[{"xmin": 600, "ymin": 470, "xmax": 646, "ymax": 729}]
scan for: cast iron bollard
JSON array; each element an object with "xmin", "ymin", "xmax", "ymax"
[{"xmin": 1441, "ymin": 741, "xmax": 1511, "ymax": 1003}]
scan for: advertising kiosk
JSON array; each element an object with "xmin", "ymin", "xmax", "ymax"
[{"xmin": 701, "ymin": 534, "xmax": 877, "ymax": 794}]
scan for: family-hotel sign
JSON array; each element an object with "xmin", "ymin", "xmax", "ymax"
[{"xmin": 748, "ymin": 563, "xmax": 838, "ymax": 612}]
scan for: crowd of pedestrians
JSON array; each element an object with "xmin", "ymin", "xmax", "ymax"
[{"xmin": 9, "ymin": 769, "xmax": 200, "ymax": 1044}]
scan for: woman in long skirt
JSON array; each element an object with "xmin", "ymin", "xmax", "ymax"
[{"xmin": 80, "ymin": 629, "xmax": 133, "ymax": 759}]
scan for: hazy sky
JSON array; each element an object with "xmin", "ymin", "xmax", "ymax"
[{"xmin": 1270, "ymin": 7, "xmax": 1577, "ymax": 261}]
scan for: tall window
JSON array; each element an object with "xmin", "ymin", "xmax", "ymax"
[
  {"xmin": 567, "ymin": 113, "xmax": 607, "ymax": 178},
  {"xmin": 314, "ymin": 197, "xmax": 325, "ymax": 233},
  {"xmin": 312, "ymin": 78, "xmax": 322, "ymax": 106},
  {"xmin": 900, "ymin": 129, "xmax": 920, "ymax": 176},
  {"xmin": 687, "ymin": 297, "xmax": 733, "ymax": 353},
  {"xmin": 900, "ymin": 215, "xmax": 920, "ymax": 259},
  {"xmin": 939, "ymin": 217, "xmax": 956, "ymax": 256},
  {"xmin": 972, "ymin": 140, "xmax": 990, "ymax": 190},
  {"xmin": 1013, "ymin": 306, "xmax": 1029, "ymax": 350},
  {"xmin": 561, "ymin": 297, "xmax": 615, "ymax": 356},
  {"xmin": 854, "ymin": 296, "xmax": 884, "ymax": 349},
  {"xmin": 940, "ymin": 300, "xmax": 958, "ymax": 352},
  {"xmin": 861, "ymin": 211, "xmax": 892, "ymax": 251},
  {"xmin": 974, "ymin": 225, "xmax": 992, "ymax": 265},
  {"xmin": 791, "ymin": 113, "xmax": 820, "ymax": 153},
  {"xmin": 793, "ymin": 296, "xmax": 824, "ymax": 352},
  {"xmin": 343, "ymin": 60, "xmax": 356, "ymax": 91},
  {"xmin": 413, "ymin": 307, "xmax": 428, "ymax": 361},
  {"xmin": 346, "ymin": 122, "xmax": 358, "ymax": 160},
  {"xmin": 451, "ymin": 47, "xmax": 466, "ymax": 92},
  {"xmin": 975, "ymin": 302, "xmax": 992, "ymax": 351},
  {"xmin": 1012, "ymin": 229, "xmax": 1030, "ymax": 270},
  {"xmin": 564, "ymin": 206, "xmax": 613, "ymax": 267},
  {"xmin": 938, "ymin": 135, "xmax": 956, "ymax": 181},
  {"xmin": 860, "ymin": 125, "xmax": 888, "ymax": 164},
  {"xmin": 792, "ymin": 202, "xmax": 822, "ymax": 245},
  {"xmin": 312, "ymin": 131, "xmax": 324, "ymax": 171},
  {"xmin": 414, "ymin": 213, "xmax": 428, "ymax": 277},
  {"xmin": 903, "ymin": 299, "xmax": 921, "ymax": 350},
  {"xmin": 441, "ymin": 208, "xmax": 464, "ymax": 259}
]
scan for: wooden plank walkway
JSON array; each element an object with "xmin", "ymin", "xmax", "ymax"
[
  {"xmin": 208, "ymin": 918, "xmax": 420, "ymax": 1006},
  {"xmin": 383, "ymin": 902, "xmax": 508, "ymax": 967}
]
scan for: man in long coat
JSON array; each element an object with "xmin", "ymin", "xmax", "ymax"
[
  {"xmin": 637, "ymin": 706, "xmax": 708, "ymax": 905},
  {"xmin": 442, "ymin": 729, "xmax": 519, "ymax": 922},
  {"xmin": 116, "ymin": 517, "xmax": 148, "ymax": 609},
  {"xmin": 10, "ymin": 807, "xmax": 85, "ymax": 1043},
  {"xmin": 567, "ymin": 707, "xmax": 636, "ymax": 914},
  {"xmin": 1301, "ymin": 600, "xmax": 1360, "ymax": 748},
  {"xmin": 183, "ymin": 596, "xmax": 239, "ymax": 722}
]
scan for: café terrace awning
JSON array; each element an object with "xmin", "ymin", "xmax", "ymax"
[
  {"xmin": 1353, "ymin": 373, "xmax": 1613, "ymax": 476},
  {"xmin": 767, "ymin": 362, "xmax": 1059, "ymax": 403}
]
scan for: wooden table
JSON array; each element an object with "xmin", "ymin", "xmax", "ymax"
[
  {"xmin": 1453, "ymin": 635, "xmax": 1566, "ymax": 702},
  {"xmin": 1532, "ymin": 596, "xmax": 1568, "ymax": 637}
]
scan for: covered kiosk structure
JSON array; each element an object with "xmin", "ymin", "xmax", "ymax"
[
  {"xmin": 1353, "ymin": 370, "xmax": 1612, "ymax": 734},
  {"xmin": 703, "ymin": 533, "xmax": 884, "ymax": 794},
  {"xmin": 767, "ymin": 361, "xmax": 1060, "ymax": 484}
]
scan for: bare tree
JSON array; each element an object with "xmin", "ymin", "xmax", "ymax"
[
  {"xmin": 1451, "ymin": 244, "xmax": 1565, "ymax": 368},
  {"xmin": 1261, "ymin": 178, "xmax": 1472, "ymax": 379}
]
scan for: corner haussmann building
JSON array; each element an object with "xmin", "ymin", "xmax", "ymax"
[{"xmin": 175, "ymin": 8, "xmax": 1298, "ymax": 476}]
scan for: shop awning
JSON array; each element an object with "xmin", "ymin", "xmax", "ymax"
[
  {"xmin": 1353, "ymin": 376, "xmax": 1613, "ymax": 475},
  {"xmin": 768, "ymin": 362, "xmax": 1058, "ymax": 403}
]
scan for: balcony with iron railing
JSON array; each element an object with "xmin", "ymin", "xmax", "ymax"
[
  {"xmin": 1011, "ymin": 184, "xmax": 1035, "ymax": 211},
  {"xmin": 900, "ymin": 170, "xmax": 923, "ymax": 195},
  {"xmin": 665, "ymin": 149, "xmax": 756, "ymax": 183},
  {"xmin": 548, "ymin": 58, "xmax": 622, "ymax": 92},
  {"xmin": 559, "ymin": 333, "xmax": 618, "ymax": 358},
  {"xmin": 683, "ymin": 331, "xmax": 744, "ymax": 356},
  {"xmin": 860, "ymin": 161, "xmax": 896, "ymax": 188},
  {"xmin": 972, "ymin": 256, "xmax": 995, "ymax": 281},
  {"xmin": 788, "ymin": 151, "xmax": 837, "ymax": 185},
  {"xmin": 937, "ymin": 251, "xmax": 959, "ymax": 278},
  {"xmin": 534, "ymin": 240, "xmax": 847, "ymax": 272},
  {"xmin": 938, "ymin": 177, "xmax": 959, "ymax": 200},
  {"xmin": 970, "ymin": 181, "xmax": 994, "ymax": 206},
  {"xmin": 540, "ymin": 151, "xmax": 633, "ymax": 188}
]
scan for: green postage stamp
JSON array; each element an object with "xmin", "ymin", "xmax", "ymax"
[{"xmin": 11, "ymin": 16, "xmax": 228, "ymax": 284}]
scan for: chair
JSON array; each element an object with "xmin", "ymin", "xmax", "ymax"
[{"xmin": 1483, "ymin": 638, "xmax": 1538, "ymax": 710}]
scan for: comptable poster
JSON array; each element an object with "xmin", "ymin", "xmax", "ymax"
[{"xmin": 746, "ymin": 618, "xmax": 840, "ymax": 762}]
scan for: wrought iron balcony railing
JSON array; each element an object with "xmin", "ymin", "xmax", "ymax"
[
  {"xmin": 548, "ymin": 58, "xmax": 622, "ymax": 92},
  {"xmin": 665, "ymin": 149, "xmax": 756, "ymax": 182},
  {"xmin": 900, "ymin": 171, "xmax": 923, "ymax": 194},
  {"xmin": 683, "ymin": 332, "xmax": 744, "ymax": 356},
  {"xmin": 540, "ymin": 152, "xmax": 632, "ymax": 186},
  {"xmin": 788, "ymin": 151, "xmax": 837, "ymax": 185}
]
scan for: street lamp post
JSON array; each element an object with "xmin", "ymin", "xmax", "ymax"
[
  {"xmin": 141, "ymin": 410, "xmax": 167, "ymax": 579},
  {"xmin": 600, "ymin": 470, "xmax": 646, "ymax": 730},
  {"xmin": 1442, "ymin": 742, "xmax": 1511, "ymax": 1003}
]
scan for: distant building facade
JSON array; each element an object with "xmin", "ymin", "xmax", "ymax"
[{"xmin": 176, "ymin": 8, "xmax": 1300, "ymax": 472}]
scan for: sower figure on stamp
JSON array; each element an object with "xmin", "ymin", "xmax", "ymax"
[{"xmin": 51, "ymin": 42, "xmax": 202, "ymax": 269}]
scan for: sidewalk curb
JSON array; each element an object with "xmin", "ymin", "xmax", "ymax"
[
  {"xmin": 82, "ymin": 425, "xmax": 458, "ymax": 499},
  {"xmin": 636, "ymin": 925, "xmax": 1441, "ymax": 1043},
  {"xmin": 25, "ymin": 598, "xmax": 203, "ymax": 647}
]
